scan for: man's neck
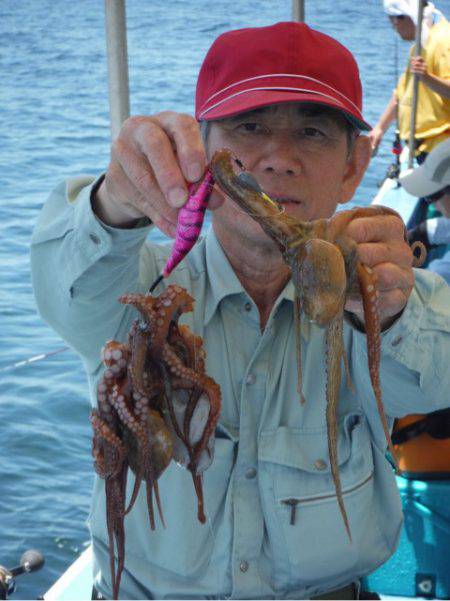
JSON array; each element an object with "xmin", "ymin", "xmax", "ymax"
[{"xmin": 213, "ymin": 223, "xmax": 291, "ymax": 329}]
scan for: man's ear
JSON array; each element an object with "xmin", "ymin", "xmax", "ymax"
[{"xmin": 338, "ymin": 135, "xmax": 372, "ymax": 206}]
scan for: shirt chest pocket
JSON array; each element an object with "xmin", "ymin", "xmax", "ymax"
[{"xmin": 258, "ymin": 415, "xmax": 389, "ymax": 591}]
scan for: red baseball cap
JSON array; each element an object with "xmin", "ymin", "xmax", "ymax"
[{"xmin": 195, "ymin": 22, "xmax": 371, "ymax": 131}]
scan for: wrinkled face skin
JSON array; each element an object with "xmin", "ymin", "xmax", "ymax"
[
  {"xmin": 206, "ymin": 102, "xmax": 370, "ymax": 250},
  {"xmin": 389, "ymin": 15, "xmax": 416, "ymax": 41}
]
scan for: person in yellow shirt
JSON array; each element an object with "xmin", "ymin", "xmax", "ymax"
[{"xmin": 370, "ymin": 0, "xmax": 450, "ymax": 158}]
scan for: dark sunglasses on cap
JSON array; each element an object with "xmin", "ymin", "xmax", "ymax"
[{"xmin": 425, "ymin": 185, "xmax": 450, "ymax": 203}]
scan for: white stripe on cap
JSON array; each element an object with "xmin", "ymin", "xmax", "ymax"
[
  {"xmin": 200, "ymin": 73, "xmax": 363, "ymax": 117},
  {"xmin": 199, "ymin": 86, "xmax": 348, "ymax": 119}
]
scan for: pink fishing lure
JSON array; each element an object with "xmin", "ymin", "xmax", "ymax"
[{"xmin": 149, "ymin": 170, "xmax": 215, "ymax": 292}]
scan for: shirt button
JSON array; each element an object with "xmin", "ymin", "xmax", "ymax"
[
  {"xmin": 391, "ymin": 335, "xmax": 403, "ymax": 347},
  {"xmin": 245, "ymin": 467, "xmax": 257, "ymax": 479},
  {"xmin": 245, "ymin": 374, "xmax": 256, "ymax": 385},
  {"xmin": 314, "ymin": 459, "xmax": 327, "ymax": 471},
  {"xmin": 244, "ymin": 302, "xmax": 252, "ymax": 312},
  {"xmin": 239, "ymin": 561, "xmax": 249, "ymax": 573},
  {"xmin": 89, "ymin": 233, "xmax": 101, "ymax": 244}
]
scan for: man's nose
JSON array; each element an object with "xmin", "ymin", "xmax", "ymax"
[{"xmin": 258, "ymin": 135, "xmax": 300, "ymax": 176}]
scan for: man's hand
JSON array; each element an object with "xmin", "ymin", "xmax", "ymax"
[
  {"xmin": 368, "ymin": 126, "xmax": 384, "ymax": 153},
  {"xmin": 93, "ymin": 112, "xmax": 210, "ymax": 236},
  {"xmin": 344, "ymin": 213, "xmax": 414, "ymax": 330},
  {"xmin": 409, "ymin": 57, "xmax": 450, "ymax": 98},
  {"xmin": 410, "ymin": 56, "xmax": 428, "ymax": 79}
]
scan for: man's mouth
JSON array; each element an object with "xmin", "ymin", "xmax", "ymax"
[{"xmin": 268, "ymin": 194, "xmax": 302, "ymax": 206}]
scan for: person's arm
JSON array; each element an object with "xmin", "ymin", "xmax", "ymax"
[
  {"xmin": 410, "ymin": 56, "xmax": 450, "ymax": 98},
  {"xmin": 30, "ymin": 176, "xmax": 155, "ymax": 372},
  {"xmin": 31, "ymin": 112, "xmax": 215, "ymax": 372},
  {"xmin": 368, "ymin": 92, "xmax": 398, "ymax": 151}
]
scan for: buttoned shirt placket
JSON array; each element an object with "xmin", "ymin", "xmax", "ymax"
[{"xmin": 226, "ymin": 297, "xmax": 277, "ymax": 599}]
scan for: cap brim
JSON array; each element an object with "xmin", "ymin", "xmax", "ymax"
[
  {"xmin": 400, "ymin": 165, "xmax": 445, "ymax": 197},
  {"xmin": 198, "ymin": 89, "xmax": 371, "ymax": 131}
]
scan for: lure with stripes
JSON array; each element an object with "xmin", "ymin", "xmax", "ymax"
[{"xmin": 149, "ymin": 170, "xmax": 215, "ymax": 292}]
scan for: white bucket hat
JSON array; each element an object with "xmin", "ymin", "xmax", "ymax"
[
  {"xmin": 400, "ymin": 138, "xmax": 450, "ymax": 197},
  {"xmin": 383, "ymin": 0, "xmax": 443, "ymax": 43}
]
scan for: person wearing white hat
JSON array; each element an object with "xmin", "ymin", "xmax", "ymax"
[
  {"xmin": 369, "ymin": 0, "xmax": 450, "ymax": 156},
  {"xmin": 401, "ymin": 137, "xmax": 450, "ymax": 283}
]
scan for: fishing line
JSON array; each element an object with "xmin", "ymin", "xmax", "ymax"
[{"xmin": 0, "ymin": 346, "xmax": 70, "ymax": 374}]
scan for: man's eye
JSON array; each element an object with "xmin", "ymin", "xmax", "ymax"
[
  {"xmin": 301, "ymin": 127, "xmax": 324, "ymax": 137},
  {"xmin": 236, "ymin": 123, "xmax": 262, "ymax": 132}
]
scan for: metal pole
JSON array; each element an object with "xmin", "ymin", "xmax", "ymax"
[
  {"xmin": 407, "ymin": 0, "xmax": 425, "ymax": 168},
  {"xmin": 292, "ymin": 0, "xmax": 305, "ymax": 22},
  {"xmin": 104, "ymin": 0, "xmax": 130, "ymax": 140}
]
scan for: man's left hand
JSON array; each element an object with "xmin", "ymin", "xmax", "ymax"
[{"xmin": 344, "ymin": 213, "xmax": 414, "ymax": 330}]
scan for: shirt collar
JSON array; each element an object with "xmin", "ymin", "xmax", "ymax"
[
  {"xmin": 204, "ymin": 228, "xmax": 247, "ymax": 325},
  {"xmin": 204, "ymin": 227, "xmax": 296, "ymax": 325}
]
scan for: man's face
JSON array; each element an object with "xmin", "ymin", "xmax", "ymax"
[
  {"xmin": 206, "ymin": 103, "xmax": 369, "ymax": 247},
  {"xmin": 389, "ymin": 15, "xmax": 416, "ymax": 40}
]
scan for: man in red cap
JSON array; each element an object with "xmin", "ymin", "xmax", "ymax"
[{"xmin": 32, "ymin": 22, "xmax": 450, "ymax": 600}]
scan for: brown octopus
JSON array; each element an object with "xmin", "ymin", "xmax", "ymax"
[
  {"xmin": 90, "ymin": 284, "xmax": 221, "ymax": 599},
  {"xmin": 210, "ymin": 148, "xmax": 421, "ymax": 542}
]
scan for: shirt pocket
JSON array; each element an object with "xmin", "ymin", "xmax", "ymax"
[
  {"xmin": 117, "ymin": 435, "xmax": 236, "ymax": 579},
  {"xmin": 258, "ymin": 414, "xmax": 389, "ymax": 590}
]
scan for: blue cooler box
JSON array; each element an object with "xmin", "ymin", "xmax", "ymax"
[{"xmin": 362, "ymin": 476, "xmax": 450, "ymax": 599}]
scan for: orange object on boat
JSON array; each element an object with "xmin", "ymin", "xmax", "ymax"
[{"xmin": 392, "ymin": 411, "xmax": 450, "ymax": 477}]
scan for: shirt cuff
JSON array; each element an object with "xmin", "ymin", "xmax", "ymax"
[
  {"xmin": 64, "ymin": 177, "xmax": 152, "ymax": 293},
  {"xmin": 90, "ymin": 173, "xmax": 152, "ymax": 230}
]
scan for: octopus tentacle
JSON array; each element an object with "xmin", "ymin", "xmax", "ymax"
[
  {"xmin": 90, "ymin": 411, "xmax": 125, "ymax": 477},
  {"xmin": 410, "ymin": 240, "xmax": 427, "ymax": 267},
  {"xmin": 342, "ymin": 347, "xmax": 355, "ymax": 394},
  {"xmin": 210, "ymin": 149, "xmax": 410, "ymax": 543},
  {"xmin": 357, "ymin": 263, "xmax": 398, "ymax": 467},
  {"xmin": 294, "ymin": 295, "xmax": 306, "ymax": 404},
  {"xmin": 120, "ymin": 287, "xmax": 194, "ymax": 353},
  {"xmin": 326, "ymin": 309, "xmax": 352, "ymax": 542},
  {"xmin": 162, "ymin": 343, "xmax": 221, "ymax": 463},
  {"xmin": 128, "ymin": 323, "xmax": 155, "ymax": 398},
  {"xmin": 92, "ymin": 284, "xmax": 221, "ymax": 598}
]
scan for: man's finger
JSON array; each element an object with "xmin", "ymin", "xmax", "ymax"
[
  {"xmin": 357, "ymin": 241, "xmax": 413, "ymax": 269},
  {"xmin": 373, "ymin": 262, "xmax": 414, "ymax": 294},
  {"xmin": 110, "ymin": 147, "xmax": 179, "ymax": 228},
  {"xmin": 346, "ymin": 214, "xmax": 406, "ymax": 244},
  {"xmin": 133, "ymin": 120, "xmax": 190, "ymax": 209},
  {"xmin": 156, "ymin": 111, "xmax": 207, "ymax": 184}
]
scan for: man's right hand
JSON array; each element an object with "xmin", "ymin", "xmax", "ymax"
[
  {"xmin": 368, "ymin": 126, "xmax": 384, "ymax": 153},
  {"xmin": 92, "ymin": 112, "xmax": 208, "ymax": 237}
]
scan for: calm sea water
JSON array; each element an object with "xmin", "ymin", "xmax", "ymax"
[{"xmin": 1, "ymin": 1, "xmax": 449, "ymax": 598}]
